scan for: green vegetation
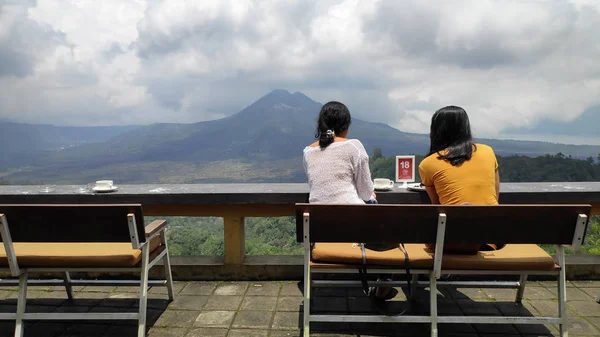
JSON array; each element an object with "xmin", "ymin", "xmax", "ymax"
[
  {"xmin": 3, "ymin": 151, "xmax": 598, "ymax": 256},
  {"xmin": 156, "ymin": 152, "xmax": 600, "ymax": 256}
]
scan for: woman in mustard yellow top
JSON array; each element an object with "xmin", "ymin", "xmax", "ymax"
[
  {"xmin": 419, "ymin": 106, "xmax": 500, "ymax": 252},
  {"xmin": 419, "ymin": 106, "xmax": 499, "ymax": 205}
]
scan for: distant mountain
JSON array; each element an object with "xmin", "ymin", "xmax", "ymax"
[
  {"xmin": 505, "ymin": 106, "xmax": 600, "ymax": 137},
  {"xmin": 2, "ymin": 90, "xmax": 600, "ymax": 184},
  {"xmin": 0, "ymin": 122, "xmax": 138, "ymax": 169}
]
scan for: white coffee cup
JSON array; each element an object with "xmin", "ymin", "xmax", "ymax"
[
  {"xmin": 95, "ymin": 180, "xmax": 113, "ymax": 190},
  {"xmin": 374, "ymin": 178, "xmax": 394, "ymax": 189}
]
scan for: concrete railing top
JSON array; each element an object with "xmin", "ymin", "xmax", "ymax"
[{"xmin": 0, "ymin": 182, "xmax": 599, "ymax": 205}]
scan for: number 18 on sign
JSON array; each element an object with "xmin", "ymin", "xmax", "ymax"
[{"xmin": 396, "ymin": 155, "xmax": 415, "ymax": 187}]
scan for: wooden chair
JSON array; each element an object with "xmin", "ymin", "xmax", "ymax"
[
  {"xmin": 0, "ymin": 204, "xmax": 174, "ymax": 337},
  {"xmin": 296, "ymin": 203, "xmax": 591, "ymax": 337}
]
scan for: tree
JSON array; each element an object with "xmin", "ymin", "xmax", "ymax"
[{"xmin": 373, "ymin": 147, "xmax": 383, "ymax": 159}]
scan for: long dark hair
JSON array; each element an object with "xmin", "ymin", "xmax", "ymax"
[
  {"xmin": 428, "ymin": 106, "xmax": 476, "ymax": 166},
  {"xmin": 315, "ymin": 101, "xmax": 351, "ymax": 149}
]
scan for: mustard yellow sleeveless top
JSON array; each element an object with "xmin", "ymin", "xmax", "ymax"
[{"xmin": 418, "ymin": 143, "xmax": 498, "ymax": 205}]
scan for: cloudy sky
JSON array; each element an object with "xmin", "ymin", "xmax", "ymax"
[{"xmin": 1, "ymin": 0, "xmax": 599, "ymax": 140}]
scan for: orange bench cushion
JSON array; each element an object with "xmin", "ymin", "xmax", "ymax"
[
  {"xmin": 0, "ymin": 237, "xmax": 162, "ymax": 268},
  {"xmin": 311, "ymin": 243, "xmax": 557, "ymax": 271},
  {"xmin": 405, "ymin": 243, "xmax": 557, "ymax": 271}
]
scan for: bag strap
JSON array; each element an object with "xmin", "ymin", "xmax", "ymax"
[{"xmin": 359, "ymin": 243, "xmax": 369, "ymax": 295}]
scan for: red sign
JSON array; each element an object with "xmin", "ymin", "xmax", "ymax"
[{"xmin": 396, "ymin": 155, "xmax": 415, "ymax": 182}]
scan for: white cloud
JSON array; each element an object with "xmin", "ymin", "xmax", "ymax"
[{"xmin": 0, "ymin": 0, "xmax": 599, "ymax": 140}]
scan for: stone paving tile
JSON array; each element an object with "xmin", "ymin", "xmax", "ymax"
[
  {"xmin": 107, "ymin": 292, "xmax": 139, "ymax": 299},
  {"xmin": 566, "ymin": 316, "xmax": 600, "ymax": 335},
  {"xmin": 271, "ymin": 311, "xmax": 301, "ymax": 330},
  {"xmin": 516, "ymin": 323, "xmax": 557, "ymax": 335},
  {"xmin": 148, "ymin": 281, "xmax": 187, "ymax": 295},
  {"xmin": 455, "ymin": 299, "xmax": 502, "ymax": 316},
  {"xmin": 114, "ymin": 286, "xmax": 141, "ymax": 293},
  {"xmin": 80, "ymin": 286, "xmax": 116, "ymax": 293},
  {"xmin": 524, "ymin": 286, "xmax": 557, "ymax": 300},
  {"xmin": 0, "ymin": 290, "xmax": 15, "ymax": 299},
  {"xmin": 279, "ymin": 283, "xmax": 303, "ymax": 297},
  {"xmin": 239, "ymin": 295, "xmax": 277, "ymax": 311},
  {"xmin": 580, "ymin": 287, "xmax": 600, "ymax": 299},
  {"xmin": 269, "ymin": 330, "xmax": 301, "ymax": 337},
  {"xmin": 546, "ymin": 287, "xmax": 594, "ymax": 301},
  {"xmin": 154, "ymin": 310, "xmax": 200, "ymax": 328},
  {"xmin": 473, "ymin": 323, "xmax": 520, "ymax": 335},
  {"xmin": 347, "ymin": 297, "xmax": 373, "ymax": 314},
  {"xmin": 147, "ymin": 327, "xmax": 189, "ymax": 337},
  {"xmin": 445, "ymin": 287, "xmax": 488, "ymax": 300},
  {"xmin": 213, "ymin": 282, "xmax": 248, "ymax": 296},
  {"xmin": 231, "ymin": 310, "xmax": 273, "ymax": 329},
  {"xmin": 185, "ymin": 327, "xmax": 228, "ymax": 337},
  {"xmin": 438, "ymin": 322, "xmax": 477, "ymax": 334},
  {"xmin": 313, "ymin": 287, "xmax": 347, "ymax": 297},
  {"xmin": 483, "ymin": 288, "xmax": 517, "ymax": 301},
  {"xmin": 228, "ymin": 329, "xmax": 269, "ymax": 337},
  {"xmin": 311, "ymin": 296, "xmax": 348, "ymax": 313},
  {"xmin": 35, "ymin": 291, "xmax": 70, "ymax": 299},
  {"xmin": 569, "ymin": 300, "xmax": 600, "ymax": 316},
  {"xmin": 277, "ymin": 296, "xmax": 304, "ymax": 312},
  {"xmin": 168, "ymin": 295, "xmax": 208, "ymax": 311},
  {"xmin": 103, "ymin": 325, "xmax": 138, "ymax": 337},
  {"xmin": 193, "ymin": 310, "xmax": 235, "ymax": 328},
  {"xmin": 438, "ymin": 299, "xmax": 463, "ymax": 315},
  {"xmin": 97, "ymin": 297, "xmax": 137, "ymax": 308},
  {"xmin": 181, "ymin": 282, "xmax": 217, "ymax": 295},
  {"xmin": 587, "ymin": 315, "xmax": 600, "ymax": 328},
  {"xmin": 73, "ymin": 291, "xmax": 111, "ymax": 300},
  {"xmin": 571, "ymin": 281, "xmax": 600, "ymax": 288},
  {"xmin": 61, "ymin": 323, "xmax": 110, "ymax": 336},
  {"xmin": 26, "ymin": 322, "xmax": 69, "ymax": 337},
  {"xmin": 528, "ymin": 299, "xmax": 558, "ymax": 316},
  {"xmin": 494, "ymin": 301, "xmax": 539, "ymax": 316},
  {"xmin": 246, "ymin": 282, "xmax": 281, "ymax": 296},
  {"xmin": 203, "ymin": 295, "xmax": 242, "ymax": 310}
]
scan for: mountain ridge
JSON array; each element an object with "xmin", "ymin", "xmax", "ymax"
[{"xmin": 2, "ymin": 90, "xmax": 600, "ymax": 184}]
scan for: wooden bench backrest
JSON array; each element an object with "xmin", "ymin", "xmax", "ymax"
[
  {"xmin": 295, "ymin": 204, "xmax": 591, "ymax": 245},
  {"xmin": 0, "ymin": 204, "xmax": 145, "ymax": 243}
]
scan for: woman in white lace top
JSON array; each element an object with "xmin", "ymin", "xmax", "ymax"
[{"xmin": 303, "ymin": 101, "xmax": 375, "ymax": 204}]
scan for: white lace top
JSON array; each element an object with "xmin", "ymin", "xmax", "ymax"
[{"xmin": 303, "ymin": 139, "xmax": 374, "ymax": 204}]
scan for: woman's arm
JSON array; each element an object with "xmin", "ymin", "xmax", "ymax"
[
  {"xmin": 425, "ymin": 185, "xmax": 440, "ymax": 204},
  {"xmin": 495, "ymin": 169, "xmax": 500, "ymax": 202},
  {"xmin": 352, "ymin": 142, "xmax": 375, "ymax": 201}
]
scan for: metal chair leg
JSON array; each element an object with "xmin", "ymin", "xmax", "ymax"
[
  {"xmin": 160, "ymin": 230, "xmax": 175, "ymax": 301},
  {"xmin": 557, "ymin": 245, "xmax": 568, "ymax": 337},
  {"xmin": 63, "ymin": 271, "xmax": 74, "ymax": 300},
  {"xmin": 138, "ymin": 245, "xmax": 150, "ymax": 337},
  {"xmin": 430, "ymin": 271, "xmax": 438, "ymax": 337},
  {"xmin": 14, "ymin": 272, "xmax": 28, "ymax": 337},
  {"xmin": 516, "ymin": 273, "xmax": 527, "ymax": 303}
]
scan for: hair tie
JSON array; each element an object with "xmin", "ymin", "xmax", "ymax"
[{"xmin": 325, "ymin": 130, "xmax": 335, "ymax": 139}]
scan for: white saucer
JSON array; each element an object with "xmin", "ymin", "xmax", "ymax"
[
  {"xmin": 374, "ymin": 186, "xmax": 394, "ymax": 191},
  {"xmin": 406, "ymin": 183, "xmax": 426, "ymax": 192},
  {"xmin": 92, "ymin": 186, "xmax": 118, "ymax": 193}
]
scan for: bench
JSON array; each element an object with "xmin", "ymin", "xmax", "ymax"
[
  {"xmin": 0, "ymin": 204, "xmax": 174, "ymax": 337},
  {"xmin": 296, "ymin": 203, "xmax": 591, "ymax": 337}
]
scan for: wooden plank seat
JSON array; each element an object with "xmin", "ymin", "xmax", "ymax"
[
  {"xmin": 0, "ymin": 204, "xmax": 174, "ymax": 337},
  {"xmin": 296, "ymin": 203, "xmax": 591, "ymax": 337}
]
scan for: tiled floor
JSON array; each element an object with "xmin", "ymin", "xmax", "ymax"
[{"xmin": 1, "ymin": 280, "xmax": 600, "ymax": 336}]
